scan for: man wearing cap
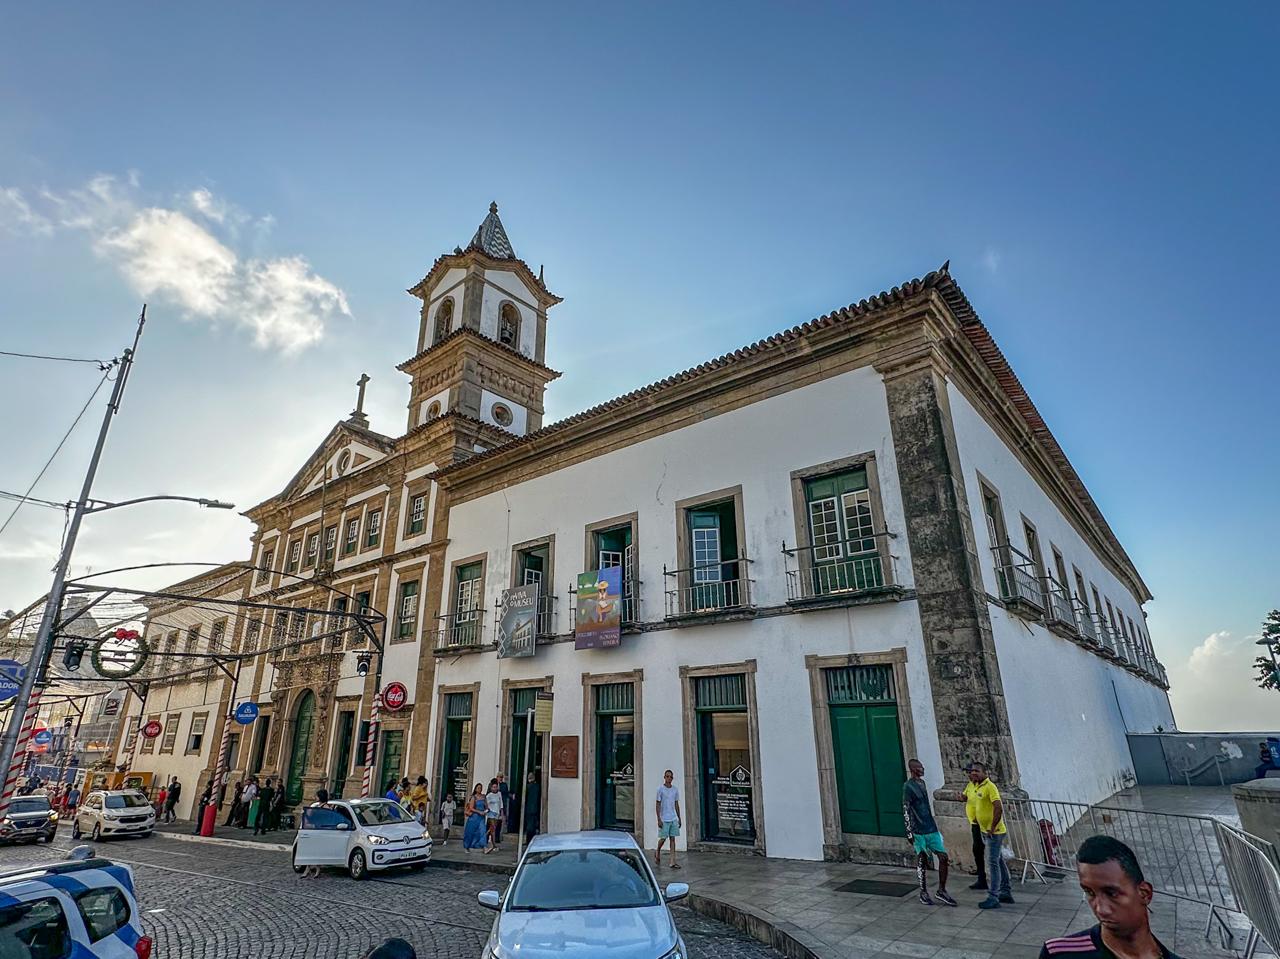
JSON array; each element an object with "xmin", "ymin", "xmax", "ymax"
[{"xmin": 962, "ymin": 763, "xmax": 988, "ymax": 891}]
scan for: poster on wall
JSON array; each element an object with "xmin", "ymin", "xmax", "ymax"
[
  {"xmin": 574, "ymin": 566, "xmax": 622, "ymax": 650},
  {"xmin": 497, "ymin": 583, "xmax": 539, "ymax": 659},
  {"xmin": 551, "ymin": 735, "xmax": 579, "ymax": 778}
]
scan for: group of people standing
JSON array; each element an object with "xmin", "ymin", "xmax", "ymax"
[
  {"xmin": 461, "ymin": 771, "xmax": 541, "ymax": 853},
  {"xmin": 219, "ymin": 775, "xmax": 287, "ymax": 834}
]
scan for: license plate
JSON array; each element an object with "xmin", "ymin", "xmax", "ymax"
[{"xmin": 17, "ymin": 821, "xmax": 41, "ymax": 829}]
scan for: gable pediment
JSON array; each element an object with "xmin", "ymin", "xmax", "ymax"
[{"xmin": 279, "ymin": 422, "xmax": 395, "ymax": 503}]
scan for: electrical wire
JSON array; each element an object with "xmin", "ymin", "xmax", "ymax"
[
  {"xmin": 0, "ymin": 366, "xmax": 113, "ymax": 540},
  {"xmin": 0, "ymin": 489, "xmax": 66, "ymax": 510},
  {"xmin": 0, "ymin": 349, "xmax": 110, "ymax": 367}
]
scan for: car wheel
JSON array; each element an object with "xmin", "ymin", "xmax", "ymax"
[
  {"xmin": 348, "ymin": 848, "xmax": 368, "ymax": 881},
  {"xmin": 291, "ymin": 847, "xmax": 305, "ymax": 874},
  {"xmin": 71, "ymin": 820, "xmax": 82, "ymax": 840},
  {"xmin": 91, "ymin": 823, "xmax": 101, "ymax": 842}
]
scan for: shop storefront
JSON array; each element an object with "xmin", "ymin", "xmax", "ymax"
[
  {"xmin": 692, "ymin": 673, "xmax": 756, "ymax": 845},
  {"xmin": 593, "ymin": 682, "xmax": 635, "ymax": 831},
  {"xmin": 438, "ymin": 691, "xmax": 474, "ymax": 803}
]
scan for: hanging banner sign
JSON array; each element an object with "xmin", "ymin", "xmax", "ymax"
[
  {"xmin": 497, "ymin": 583, "xmax": 539, "ymax": 659},
  {"xmin": 382, "ymin": 682, "xmax": 408, "ymax": 712},
  {"xmin": 534, "ymin": 691, "xmax": 554, "ymax": 733},
  {"xmin": 31, "ymin": 728, "xmax": 52, "ymax": 754},
  {"xmin": 142, "ymin": 720, "xmax": 163, "ymax": 740},
  {"xmin": 574, "ymin": 566, "xmax": 622, "ymax": 650},
  {"xmin": 234, "ymin": 702, "xmax": 260, "ymax": 725},
  {"xmin": 0, "ymin": 659, "xmax": 26, "ymax": 703},
  {"xmin": 103, "ymin": 697, "xmax": 121, "ymax": 717}
]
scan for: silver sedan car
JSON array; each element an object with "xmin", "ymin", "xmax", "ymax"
[{"xmin": 477, "ymin": 831, "xmax": 689, "ymax": 959}]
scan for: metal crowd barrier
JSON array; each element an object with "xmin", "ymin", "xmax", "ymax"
[
  {"xmin": 1214, "ymin": 821, "xmax": 1280, "ymax": 959},
  {"xmin": 1002, "ymin": 797, "xmax": 1237, "ymax": 943}
]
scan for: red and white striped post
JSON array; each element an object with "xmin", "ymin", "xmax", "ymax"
[
  {"xmin": 360, "ymin": 693, "xmax": 381, "ymax": 798},
  {"xmin": 201, "ymin": 710, "xmax": 235, "ymax": 836},
  {"xmin": 0, "ymin": 686, "xmax": 43, "ymax": 815}
]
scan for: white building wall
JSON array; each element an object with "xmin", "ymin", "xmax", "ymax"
[
  {"xmin": 945, "ymin": 381, "xmax": 1175, "ymax": 803},
  {"xmin": 481, "ymin": 270, "xmax": 537, "ymax": 359},
  {"xmin": 433, "ymin": 367, "xmax": 933, "ymax": 860},
  {"xmin": 478, "ymin": 388, "xmax": 528, "ymax": 435}
]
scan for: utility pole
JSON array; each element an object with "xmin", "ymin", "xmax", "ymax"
[{"xmin": 0, "ymin": 308, "xmax": 146, "ymax": 811}]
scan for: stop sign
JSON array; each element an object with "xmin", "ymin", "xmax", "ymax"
[
  {"xmin": 142, "ymin": 720, "xmax": 163, "ymax": 739},
  {"xmin": 382, "ymin": 682, "xmax": 407, "ymax": 712}
]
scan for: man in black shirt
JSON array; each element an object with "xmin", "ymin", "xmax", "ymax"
[
  {"xmin": 254, "ymin": 778, "xmax": 275, "ymax": 836},
  {"xmin": 1040, "ymin": 835, "xmax": 1180, "ymax": 959},
  {"xmin": 903, "ymin": 759, "xmax": 956, "ymax": 906}
]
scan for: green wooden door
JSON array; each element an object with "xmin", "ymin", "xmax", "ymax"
[
  {"xmin": 829, "ymin": 703, "xmax": 906, "ymax": 837},
  {"xmin": 285, "ymin": 692, "xmax": 315, "ymax": 805},
  {"xmin": 379, "ymin": 730, "xmax": 405, "ymax": 794},
  {"xmin": 330, "ymin": 711, "xmax": 355, "ymax": 798}
]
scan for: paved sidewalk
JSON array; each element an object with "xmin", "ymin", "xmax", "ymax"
[{"xmin": 155, "ymin": 819, "xmax": 1253, "ymax": 958}]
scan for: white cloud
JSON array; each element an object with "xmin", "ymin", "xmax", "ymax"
[
  {"xmin": 982, "ymin": 248, "xmax": 1001, "ymax": 274},
  {"xmin": 2, "ymin": 174, "xmax": 349, "ymax": 353},
  {"xmin": 0, "ymin": 187, "xmax": 53, "ymax": 236},
  {"xmin": 1168, "ymin": 630, "xmax": 1277, "ymax": 731}
]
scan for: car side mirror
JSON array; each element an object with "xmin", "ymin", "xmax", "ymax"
[
  {"xmin": 335, "ymin": 822, "xmax": 352, "ymax": 831},
  {"xmin": 477, "ymin": 890, "xmax": 502, "ymax": 911},
  {"xmin": 664, "ymin": 882, "xmax": 689, "ymax": 903}
]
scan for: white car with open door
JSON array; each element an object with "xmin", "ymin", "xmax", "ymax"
[{"xmin": 291, "ymin": 798, "xmax": 432, "ymax": 879}]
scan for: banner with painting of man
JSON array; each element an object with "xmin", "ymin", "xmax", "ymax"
[
  {"xmin": 575, "ymin": 566, "xmax": 622, "ymax": 650},
  {"xmin": 497, "ymin": 582, "xmax": 539, "ymax": 659}
]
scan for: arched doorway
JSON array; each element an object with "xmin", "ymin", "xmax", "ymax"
[{"xmin": 285, "ymin": 691, "xmax": 316, "ymax": 805}]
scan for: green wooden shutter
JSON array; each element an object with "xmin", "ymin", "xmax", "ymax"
[
  {"xmin": 829, "ymin": 705, "xmax": 876, "ymax": 834},
  {"xmin": 595, "ymin": 682, "xmax": 634, "ymax": 715},
  {"xmin": 445, "ymin": 692, "xmax": 472, "ymax": 719},
  {"xmin": 511, "ymin": 688, "xmax": 539, "ymax": 715},
  {"xmin": 694, "ymin": 674, "xmax": 746, "ymax": 711},
  {"xmin": 868, "ymin": 704, "xmax": 907, "ymax": 837}
]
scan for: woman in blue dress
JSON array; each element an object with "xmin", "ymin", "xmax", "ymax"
[{"xmin": 463, "ymin": 782, "xmax": 488, "ymax": 850}]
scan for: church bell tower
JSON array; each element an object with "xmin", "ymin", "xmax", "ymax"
[{"xmin": 399, "ymin": 202, "xmax": 562, "ymax": 437}]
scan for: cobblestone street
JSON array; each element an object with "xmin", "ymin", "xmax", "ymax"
[{"xmin": 3, "ymin": 833, "xmax": 782, "ymax": 958}]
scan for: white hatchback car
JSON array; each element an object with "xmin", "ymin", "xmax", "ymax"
[
  {"xmin": 291, "ymin": 798, "xmax": 432, "ymax": 879},
  {"xmin": 72, "ymin": 790, "xmax": 156, "ymax": 841}
]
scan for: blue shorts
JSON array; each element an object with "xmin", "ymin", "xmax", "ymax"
[
  {"xmin": 913, "ymin": 831, "xmax": 946, "ymax": 855},
  {"xmin": 659, "ymin": 820, "xmax": 680, "ymax": 839}
]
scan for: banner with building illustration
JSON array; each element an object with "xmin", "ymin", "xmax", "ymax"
[
  {"xmin": 497, "ymin": 583, "xmax": 539, "ymax": 659},
  {"xmin": 575, "ymin": 566, "xmax": 622, "ymax": 650}
]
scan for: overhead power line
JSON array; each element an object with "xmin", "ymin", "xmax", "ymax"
[
  {"xmin": 0, "ymin": 349, "xmax": 110, "ymax": 367},
  {"xmin": 0, "ymin": 366, "xmax": 115, "ymax": 540},
  {"xmin": 0, "ymin": 490, "xmax": 66, "ymax": 511}
]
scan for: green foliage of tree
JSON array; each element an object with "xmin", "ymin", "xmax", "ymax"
[{"xmin": 1253, "ymin": 609, "xmax": 1280, "ymax": 691}]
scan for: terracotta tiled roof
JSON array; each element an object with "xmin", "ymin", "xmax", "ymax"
[{"xmin": 396, "ymin": 326, "xmax": 562, "ymax": 380}]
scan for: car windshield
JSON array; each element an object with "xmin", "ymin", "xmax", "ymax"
[
  {"xmin": 105, "ymin": 794, "xmax": 150, "ymax": 809},
  {"xmin": 353, "ymin": 801, "xmax": 411, "ymax": 826},
  {"xmin": 506, "ymin": 848, "xmax": 660, "ymax": 911},
  {"xmin": 8, "ymin": 798, "xmax": 50, "ymax": 814}
]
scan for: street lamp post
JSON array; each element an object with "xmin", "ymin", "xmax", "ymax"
[{"xmin": 0, "ymin": 310, "xmax": 235, "ymax": 811}]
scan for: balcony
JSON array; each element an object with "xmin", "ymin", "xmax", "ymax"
[
  {"xmin": 1075, "ymin": 600, "xmax": 1101, "ymax": 647},
  {"xmin": 1042, "ymin": 576, "xmax": 1078, "ymax": 637},
  {"xmin": 991, "ymin": 545, "xmax": 1045, "ymax": 615},
  {"xmin": 1093, "ymin": 616, "xmax": 1118, "ymax": 657},
  {"xmin": 434, "ymin": 609, "xmax": 486, "ymax": 653},
  {"xmin": 569, "ymin": 579, "xmax": 641, "ymax": 632},
  {"xmin": 782, "ymin": 533, "xmax": 904, "ymax": 608},
  {"xmin": 664, "ymin": 557, "xmax": 754, "ymax": 621}
]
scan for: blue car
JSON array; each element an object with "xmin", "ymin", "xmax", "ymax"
[
  {"xmin": 0, "ymin": 850, "xmax": 152, "ymax": 958},
  {"xmin": 477, "ymin": 831, "xmax": 689, "ymax": 959}
]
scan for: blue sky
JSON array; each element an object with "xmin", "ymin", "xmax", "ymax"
[{"xmin": 1, "ymin": 2, "xmax": 1276, "ymax": 729}]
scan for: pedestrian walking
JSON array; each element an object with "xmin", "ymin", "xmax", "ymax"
[
  {"xmin": 462, "ymin": 783, "xmax": 488, "ymax": 850},
  {"xmin": 254, "ymin": 778, "xmax": 275, "ymax": 835},
  {"xmin": 903, "ymin": 759, "xmax": 956, "ymax": 906},
  {"xmin": 654, "ymin": 769, "xmax": 682, "ymax": 869},
  {"xmin": 1039, "ymin": 835, "xmax": 1180, "ymax": 958},
  {"xmin": 269, "ymin": 783, "xmax": 286, "ymax": 831},
  {"xmin": 240, "ymin": 777, "xmax": 258, "ymax": 828},
  {"xmin": 496, "ymin": 772, "xmax": 511, "ymax": 842},
  {"xmin": 439, "ymin": 792, "xmax": 456, "ymax": 845},
  {"xmin": 64, "ymin": 785, "xmax": 80, "ymax": 817},
  {"xmin": 967, "ymin": 762, "xmax": 1013, "ymax": 909},
  {"xmin": 164, "ymin": 778, "xmax": 181, "ymax": 823},
  {"xmin": 193, "ymin": 782, "xmax": 213, "ymax": 833},
  {"xmin": 155, "ymin": 784, "xmax": 168, "ymax": 818},
  {"xmin": 225, "ymin": 780, "xmax": 243, "ymax": 826},
  {"xmin": 522, "ymin": 772, "xmax": 541, "ymax": 843},
  {"xmin": 484, "ymin": 779, "xmax": 504, "ymax": 852},
  {"xmin": 963, "ymin": 763, "xmax": 989, "ymax": 891},
  {"xmin": 408, "ymin": 776, "xmax": 430, "ymax": 825}
]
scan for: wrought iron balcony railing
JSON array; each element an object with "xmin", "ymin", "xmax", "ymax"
[
  {"xmin": 1094, "ymin": 616, "xmax": 1118, "ymax": 656},
  {"xmin": 782, "ymin": 533, "xmax": 898, "ymax": 603},
  {"xmin": 664, "ymin": 557, "xmax": 754, "ymax": 617},
  {"xmin": 1075, "ymin": 600, "xmax": 1100, "ymax": 645},
  {"xmin": 991, "ymin": 544, "xmax": 1045, "ymax": 610},
  {"xmin": 435, "ymin": 609, "xmax": 486, "ymax": 651},
  {"xmin": 1043, "ymin": 576, "xmax": 1077, "ymax": 633}
]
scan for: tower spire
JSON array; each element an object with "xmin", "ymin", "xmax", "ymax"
[{"xmin": 468, "ymin": 201, "xmax": 514, "ymax": 259}]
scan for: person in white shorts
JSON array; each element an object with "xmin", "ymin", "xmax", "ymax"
[{"xmin": 655, "ymin": 768, "xmax": 683, "ymax": 869}]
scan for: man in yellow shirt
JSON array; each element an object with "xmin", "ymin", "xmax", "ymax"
[
  {"xmin": 965, "ymin": 761, "xmax": 1013, "ymax": 908},
  {"xmin": 962, "ymin": 766, "xmax": 989, "ymax": 892}
]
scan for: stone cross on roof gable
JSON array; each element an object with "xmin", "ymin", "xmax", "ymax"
[
  {"xmin": 347, "ymin": 372, "xmax": 370, "ymax": 428},
  {"xmin": 468, "ymin": 201, "xmax": 515, "ymax": 259}
]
